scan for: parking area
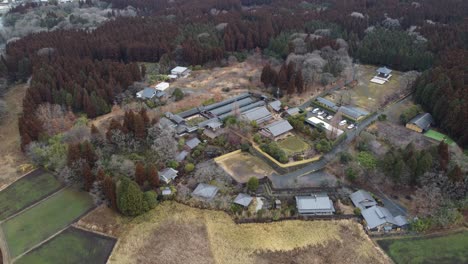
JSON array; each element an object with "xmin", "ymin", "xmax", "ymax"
[{"xmin": 306, "ymin": 107, "xmax": 358, "ymax": 131}]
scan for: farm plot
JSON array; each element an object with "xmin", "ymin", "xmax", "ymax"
[
  {"xmin": 109, "ymin": 202, "xmax": 389, "ymax": 264},
  {"xmin": 1, "ymin": 188, "xmax": 95, "ymax": 258},
  {"xmin": 0, "ymin": 170, "xmax": 62, "ymax": 221},
  {"xmin": 215, "ymin": 151, "xmax": 276, "ymax": 183},
  {"xmin": 377, "ymin": 231, "xmax": 468, "ymax": 264},
  {"xmin": 325, "ymin": 65, "xmax": 409, "ymax": 112},
  {"xmin": 15, "ymin": 227, "xmax": 116, "ymax": 264},
  {"xmin": 424, "ymin": 129, "xmax": 455, "ymax": 145},
  {"xmin": 277, "ymin": 136, "xmax": 310, "ymax": 156}
]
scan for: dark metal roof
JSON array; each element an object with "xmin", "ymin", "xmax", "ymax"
[
  {"xmin": 208, "ymin": 97, "xmax": 254, "ymax": 116},
  {"xmin": 263, "ymin": 119, "xmax": 293, "ymax": 137},
  {"xmin": 242, "ymin": 106, "xmax": 272, "ymax": 124},
  {"xmin": 408, "ymin": 113, "xmax": 433, "ymax": 131},
  {"xmin": 377, "ymin": 67, "xmax": 392, "ymax": 75},
  {"xmin": 218, "ymin": 101, "xmax": 265, "ymax": 120},
  {"xmin": 316, "ymin": 97, "xmax": 339, "ymax": 111}
]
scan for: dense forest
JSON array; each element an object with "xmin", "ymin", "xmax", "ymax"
[{"xmin": 2, "ymin": 0, "xmax": 467, "ymax": 149}]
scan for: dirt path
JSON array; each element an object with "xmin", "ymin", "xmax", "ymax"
[{"xmin": 0, "ymin": 84, "xmax": 28, "ymax": 190}]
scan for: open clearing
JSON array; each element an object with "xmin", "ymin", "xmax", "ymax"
[
  {"xmin": 15, "ymin": 227, "xmax": 116, "ymax": 264},
  {"xmin": 109, "ymin": 202, "xmax": 389, "ymax": 264},
  {"xmin": 326, "ymin": 65, "xmax": 406, "ymax": 112},
  {"xmin": 1, "ymin": 187, "xmax": 94, "ymax": 257},
  {"xmin": 277, "ymin": 136, "xmax": 310, "ymax": 156},
  {"xmin": 424, "ymin": 129, "xmax": 455, "ymax": 145},
  {"xmin": 0, "ymin": 169, "xmax": 62, "ymax": 221},
  {"xmin": 376, "ymin": 231, "xmax": 468, "ymax": 264},
  {"xmin": 216, "ymin": 151, "xmax": 276, "ymax": 183},
  {"xmin": 0, "ymin": 84, "xmax": 29, "ymax": 190}
]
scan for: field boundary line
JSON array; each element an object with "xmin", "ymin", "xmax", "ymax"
[
  {"xmin": 71, "ymin": 224, "xmax": 119, "ymax": 240},
  {"xmin": 0, "ymin": 168, "xmax": 38, "ymax": 192},
  {"xmin": 0, "ymin": 225, "xmax": 11, "ymax": 264},
  {"xmin": 0, "ymin": 187, "xmax": 67, "ymax": 224}
]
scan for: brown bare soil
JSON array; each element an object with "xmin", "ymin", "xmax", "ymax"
[
  {"xmin": 74, "ymin": 205, "xmax": 124, "ymax": 238},
  {"xmin": 134, "ymin": 221, "xmax": 214, "ymax": 264},
  {"xmin": 370, "ymin": 121, "xmax": 434, "ymax": 150},
  {"xmin": 255, "ymin": 225, "xmax": 388, "ymax": 264},
  {"xmin": 0, "ymin": 84, "xmax": 29, "ymax": 190}
]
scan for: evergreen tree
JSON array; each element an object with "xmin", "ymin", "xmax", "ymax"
[
  {"xmin": 448, "ymin": 165, "xmax": 463, "ymax": 182},
  {"xmin": 117, "ymin": 177, "xmax": 145, "ymax": 216},
  {"xmin": 103, "ymin": 175, "xmax": 117, "ymax": 209},
  {"xmin": 295, "ymin": 71, "xmax": 304, "ymax": 94},
  {"xmin": 135, "ymin": 162, "xmax": 146, "ymax": 186},
  {"xmin": 134, "ymin": 114, "xmax": 146, "ymax": 139},
  {"xmin": 82, "ymin": 163, "xmax": 94, "ymax": 191},
  {"xmin": 147, "ymin": 164, "xmax": 159, "ymax": 188}
]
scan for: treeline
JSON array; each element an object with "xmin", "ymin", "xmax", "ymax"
[
  {"xmin": 18, "ymin": 57, "xmax": 141, "ymax": 149},
  {"xmin": 413, "ymin": 49, "xmax": 468, "ymax": 148}
]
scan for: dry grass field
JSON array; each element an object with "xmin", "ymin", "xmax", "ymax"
[
  {"xmin": 108, "ymin": 202, "xmax": 390, "ymax": 264},
  {"xmin": 216, "ymin": 151, "xmax": 276, "ymax": 183},
  {"xmin": 0, "ymin": 84, "xmax": 29, "ymax": 190}
]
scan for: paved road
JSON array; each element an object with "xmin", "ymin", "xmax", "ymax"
[{"xmin": 271, "ymin": 94, "xmax": 413, "ymax": 189}]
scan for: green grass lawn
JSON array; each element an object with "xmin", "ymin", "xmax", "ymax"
[
  {"xmin": 1, "ymin": 188, "xmax": 95, "ymax": 257},
  {"xmin": 277, "ymin": 136, "xmax": 310, "ymax": 155},
  {"xmin": 377, "ymin": 231, "xmax": 468, "ymax": 264},
  {"xmin": 424, "ymin": 129, "xmax": 455, "ymax": 145},
  {"xmin": 0, "ymin": 170, "xmax": 63, "ymax": 221},
  {"xmin": 15, "ymin": 227, "xmax": 116, "ymax": 264}
]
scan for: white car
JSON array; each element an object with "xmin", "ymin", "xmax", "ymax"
[
  {"xmin": 326, "ymin": 115, "xmax": 333, "ymax": 120},
  {"xmin": 317, "ymin": 110, "xmax": 325, "ymax": 116},
  {"xmin": 339, "ymin": 120, "xmax": 347, "ymax": 126},
  {"xmin": 312, "ymin": 108, "xmax": 320, "ymax": 114},
  {"xmin": 318, "ymin": 115, "xmax": 324, "ymax": 120},
  {"xmin": 347, "ymin": 124, "xmax": 355, "ymax": 129}
]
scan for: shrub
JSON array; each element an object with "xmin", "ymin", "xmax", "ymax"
[
  {"xmin": 185, "ymin": 163, "xmax": 195, "ymax": 173},
  {"xmin": 353, "ymin": 208, "xmax": 361, "ymax": 216},
  {"xmin": 411, "ymin": 218, "xmax": 432, "ymax": 233},
  {"xmin": 346, "ymin": 167, "xmax": 358, "ymax": 182},
  {"xmin": 241, "ymin": 143, "xmax": 250, "ymax": 152},
  {"xmin": 167, "ymin": 160, "xmax": 179, "ymax": 169},
  {"xmin": 143, "ymin": 191, "xmax": 158, "ymax": 210},
  {"xmin": 230, "ymin": 203, "xmax": 243, "ymax": 214},
  {"xmin": 172, "ymin": 88, "xmax": 184, "ymax": 101},
  {"xmin": 340, "ymin": 152, "xmax": 353, "ymax": 164},
  {"xmin": 357, "ymin": 151, "xmax": 377, "ymax": 170},
  {"xmin": 117, "ymin": 178, "xmax": 145, "ymax": 216},
  {"xmin": 378, "ymin": 114, "xmax": 387, "ymax": 121},
  {"xmin": 247, "ymin": 177, "xmax": 259, "ymax": 192}
]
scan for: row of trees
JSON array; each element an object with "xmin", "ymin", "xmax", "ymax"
[{"xmin": 260, "ymin": 62, "xmax": 304, "ymax": 95}]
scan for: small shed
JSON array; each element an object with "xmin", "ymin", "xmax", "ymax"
[
  {"xmin": 185, "ymin": 137, "xmax": 201, "ymax": 150},
  {"xmin": 233, "ymin": 193, "xmax": 253, "ymax": 207},
  {"xmin": 285, "ymin": 107, "xmax": 300, "ymax": 116},
  {"xmin": 155, "ymin": 82, "xmax": 170, "ymax": 91},
  {"xmin": 159, "ymin": 168, "xmax": 179, "ymax": 184},
  {"xmin": 192, "ymin": 183, "xmax": 219, "ymax": 199},
  {"xmin": 171, "ymin": 66, "xmax": 191, "ymax": 78},
  {"xmin": 269, "ymin": 100, "xmax": 282, "ymax": 112},
  {"xmin": 162, "ymin": 187, "xmax": 172, "ymax": 196}
]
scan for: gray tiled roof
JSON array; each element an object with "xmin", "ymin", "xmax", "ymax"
[
  {"xmin": 233, "ymin": 193, "xmax": 253, "ymax": 207},
  {"xmin": 242, "ymin": 106, "xmax": 272, "ymax": 124},
  {"xmin": 263, "ymin": 119, "xmax": 293, "ymax": 137},
  {"xmin": 269, "ymin": 100, "xmax": 282, "ymax": 112},
  {"xmin": 377, "ymin": 67, "xmax": 392, "ymax": 75},
  {"xmin": 286, "ymin": 107, "xmax": 300, "ymax": 116},
  {"xmin": 296, "ymin": 194, "xmax": 335, "ymax": 214},
  {"xmin": 192, "ymin": 183, "xmax": 219, "ymax": 199},
  {"xmin": 350, "ymin": 190, "xmax": 377, "ymax": 210},
  {"xmin": 186, "ymin": 137, "xmax": 201, "ymax": 149},
  {"xmin": 140, "ymin": 88, "xmax": 156, "ymax": 99},
  {"xmin": 175, "ymin": 150, "xmax": 188, "ymax": 162},
  {"xmin": 408, "ymin": 113, "xmax": 433, "ymax": 131},
  {"xmin": 159, "ymin": 168, "xmax": 179, "ymax": 183},
  {"xmin": 338, "ymin": 106, "xmax": 368, "ymax": 119},
  {"xmin": 218, "ymin": 101, "xmax": 265, "ymax": 120},
  {"xmin": 203, "ymin": 93, "xmax": 250, "ymax": 111},
  {"xmin": 361, "ymin": 206, "xmax": 407, "ymax": 229},
  {"xmin": 316, "ymin": 97, "xmax": 339, "ymax": 111}
]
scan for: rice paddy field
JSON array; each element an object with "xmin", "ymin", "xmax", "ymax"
[
  {"xmin": 0, "ymin": 170, "xmax": 62, "ymax": 221},
  {"xmin": 377, "ymin": 231, "xmax": 468, "ymax": 264},
  {"xmin": 1, "ymin": 187, "xmax": 95, "ymax": 258},
  {"xmin": 277, "ymin": 136, "xmax": 310, "ymax": 156},
  {"xmin": 15, "ymin": 227, "xmax": 116, "ymax": 264},
  {"xmin": 424, "ymin": 129, "xmax": 455, "ymax": 145},
  {"xmin": 109, "ymin": 202, "xmax": 390, "ymax": 264}
]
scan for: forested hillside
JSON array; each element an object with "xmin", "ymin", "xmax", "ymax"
[{"xmin": 2, "ymin": 0, "xmax": 467, "ymax": 148}]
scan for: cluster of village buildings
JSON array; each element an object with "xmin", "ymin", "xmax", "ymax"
[{"xmin": 134, "ymin": 65, "xmax": 439, "ymax": 233}]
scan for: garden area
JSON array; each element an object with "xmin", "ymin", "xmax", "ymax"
[
  {"xmin": 376, "ymin": 231, "xmax": 468, "ymax": 264},
  {"xmin": 1, "ymin": 187, "xmax": 95, "ymax": 258},
  {"xmin": 277, "ymin": 135, "xmax": 310, "ymax": 156},
  {"xmin": 215, "ymin": 151, "xmax": 277, "ymax": 183},
  {"xmin": 0, "ymin": 169, "xmax": 63, "ymax": 221},
  {"xmin": 15, "ymin": 227, "xmax": 116, "ymax": 264}
]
